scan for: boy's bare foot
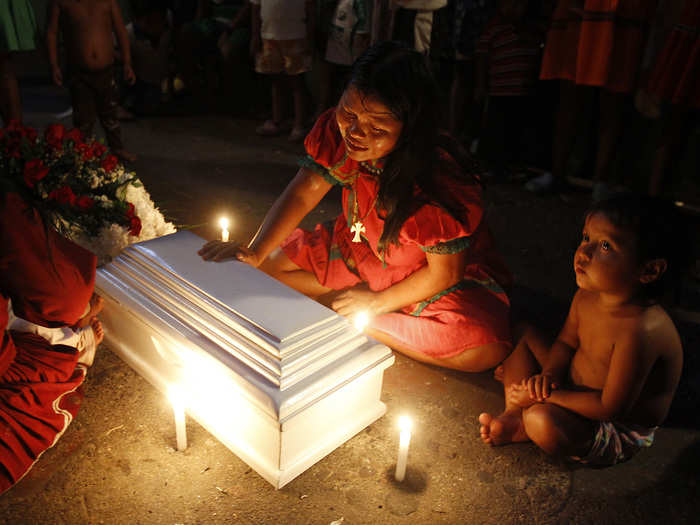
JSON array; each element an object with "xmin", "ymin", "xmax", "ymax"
[
  {"xmin": 90, "ymin": 317, "xmax": 104, "ymax": 345},
  {"xmin": 493, "ymin": 364, "xmax": 504, "ymax": 382},
  {"xmin": 114, "ymin": 149, "xmax": 137, "ymax": 162},
  {"xmin": 478, "ymin": 411, "xmax": 529, "ymax": 446},
  {"xmin": 75, "ymin": 295, "xmax": 104, "ymax": 329}
]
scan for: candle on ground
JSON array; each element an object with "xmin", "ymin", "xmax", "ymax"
[
  {"xmin": 219, "ymin": 217, "xmax": 230, "ymax": 242},
  {"xmin": 395, "ymin": 415, "xmax": 412, "ymax": 482},
  {"xmin": 168, "ymin": 386, "xmax": 187, "ymax": 451}
]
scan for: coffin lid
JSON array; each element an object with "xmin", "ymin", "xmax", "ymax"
[{"xmin": 97, "ymin": 231, "xmax": 391, "ymax": 401}]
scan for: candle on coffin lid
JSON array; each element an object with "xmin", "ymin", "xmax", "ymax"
[
  {"xmin": 167, "ymin": 385, "xmax": 188, "ymax": 451},
  {"xmin": 353, "ymin": 310, "xmax": 370, "ymax": 332},
  {"xmin": 219, "ymin": 217, "xmax": 230, "ymax": 242},
  {"xmin": 395, "ymin": 415, "xmax": 412, "ymax": 482}
]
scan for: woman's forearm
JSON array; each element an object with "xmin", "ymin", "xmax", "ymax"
[
  {"xmin": 247, "ymin": 169, "xmax": 331, "ymax": 262},
  {"xmin": 374, "ymin": 261, "xmax": 462, "ymax": 315}
]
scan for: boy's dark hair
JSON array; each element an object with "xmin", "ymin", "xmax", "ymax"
[
  {"xmin": 586, "ymin": 193, "xmax": 691, "ymax": 301},
  {"xmin": 349, "ymin": 41, "xmax": 480, "ymax": 252}
]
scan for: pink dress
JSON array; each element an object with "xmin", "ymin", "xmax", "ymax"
[
  {"xmin": 282, "ymin": 109, "xmax": 511, "ymax": 358},
  {"xmin": 0, "ymin": 192, "xmax": 96, "ymax": 494}
]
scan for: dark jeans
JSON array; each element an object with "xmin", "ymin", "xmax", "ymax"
[{"xmin": 69, "ymin": 65, "xmax": 123, "ymax": 151}]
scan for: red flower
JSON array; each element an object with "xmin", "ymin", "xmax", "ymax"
[
  {"xmin": 101, "ymin": 154, "xmax": 118, "ymax": 172},
  {"xmin": 45, "ymin": 123, "xmax": 66, "ymax": 149},
  {"xmin": 25, "ymin": 127, "xmax": 38, "ymax": 143},
  {"xmin": 125, "ymin": 202, "xmax": 136, "ymax": 218},
  {"xmin": 49, "ymin": 186, "xmax": 77, "ymax": 206},
  {"xmin": 92, "ymin": 142, "xmax": 107, "ymax": 158},
  {"xmin": 129, "ymin": 216, "xmax": 142, "ymax": 236},
  {"xmin": 23, "ymin": 159, "xmax": 49, "ymax": 188},
  {"xmin": 76, "ymin": 195, "xmax": 95, "ymax": 210},
  {"xmin": 76, "ymin": 142, "xmax": 94, "ymax": 161},
  {"xmin": 65, "ymin": 128, "xmax": 83, "ymax": 144}
]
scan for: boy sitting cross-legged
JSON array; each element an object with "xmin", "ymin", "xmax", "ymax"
[{"xmin": 479, "ymin": 194, "xmax": 685, "ymax": 466}]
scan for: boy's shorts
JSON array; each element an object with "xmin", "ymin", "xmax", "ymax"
[
  {"xmin": 255, "ymin": 38, "xmax": 311, "ymax": 75},
  {"xmin": 570, "ymin": 421, "xmax": 657, "ymax": 466}
]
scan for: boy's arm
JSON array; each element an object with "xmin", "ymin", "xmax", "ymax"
[
  {"xmin": 46, "ymin": 0, "xmax": 62, "ymax": 86},
  {"xmin": 543, "ymin": 291, "xmax": 581, "ymax": 381},
  {"xmin": 546, "ymin": 331, "xmax": 654, "ymax": 421},
  {"xmin": 110, "ymin": 0, "xmax": 134, "ymax": 84}
]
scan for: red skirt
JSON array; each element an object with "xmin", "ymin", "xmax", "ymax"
[
  {"xmin": 540, "ymin": 0, "xmax": 657, "ymax": 93},
  {"xmin": 282, "ymin": 221, "xmax": 511, "ymax": 359},
  {"xmin": 647, "ymin": 1, "xmax": 700, "ymax": 108},
  {"xmin": 0, "ymin": 332, "xmax": 85, "ymax": 494}
]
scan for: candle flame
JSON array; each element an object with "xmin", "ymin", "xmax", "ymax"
[
  {"xmin": 219, "ymin": 217, "xmax": 230, "ymax": 230},
  {"xmin": 398, "ymin": 415, "xmax": 412, "ymax": 432},
  {"xmin": 353, "ymin": 311, "xmax": 370, "ymax": 332}
]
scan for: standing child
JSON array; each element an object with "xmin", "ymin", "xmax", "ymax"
[
  {"xmin": 479, "ymin": 194, "xmax": 684, "ymax": 466},
  {"xmin": 475, "ymin": 0, "xmax": 544, "ymax": 177},
  {"xmin": 199, "ymin": 42, "xmax": 512, "ymax": 372},
  {"xmin": 46, "ymin": 0, "xmax": 136, "ymax": 161},
  {"xmin": 251, "ymin": 0, "xmax": 315, "ymax": 142}
]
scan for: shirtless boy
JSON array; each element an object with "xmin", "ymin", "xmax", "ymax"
[
  {"xmin": 46, "ymin": 0, "xmax": 136, "ymax": 161},
  {"xmin": 479, "ymin": 194, "xmax": 684, "ymax": 465}
]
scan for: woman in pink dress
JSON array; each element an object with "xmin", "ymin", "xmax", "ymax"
[{"xmin": 200, "ymin": 41, "xmax": 512, "ymax": 372}]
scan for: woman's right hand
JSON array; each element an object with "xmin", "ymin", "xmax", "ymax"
[{"xmin": 198, "ymin": 241, "xmax": 261, "ymax": 267}]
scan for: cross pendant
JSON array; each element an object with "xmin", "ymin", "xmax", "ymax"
[{"xmin": 350, "ymin": 221, "xmax": 365, "ymax": 243}]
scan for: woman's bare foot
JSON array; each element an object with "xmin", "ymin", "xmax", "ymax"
[
  {"xmin": 75, "ymin": 295, "xmax": 104, "ymax": 329},
  {"xmin": 493, "ymin": 364, "xmax": 504, "ymax": 382},
  {"xmin": 479, "ymin": 411, "xmax": 529, "ymax": 446},
  {"xmin": 90, "ymin": 317, "xmax": 104, "ymax": 345}
]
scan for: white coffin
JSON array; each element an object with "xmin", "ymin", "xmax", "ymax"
[{"xmin": 95, "ymin": 231, "xmax": 394, "ymax": 488}]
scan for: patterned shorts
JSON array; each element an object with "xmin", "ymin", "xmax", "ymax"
[
  {"xmin": 571, "ymin": 421, "xmax": 657, "ymax": 466},
  {"xmin": 255, "ymin": 38, "xmax": 312, "ymax": 75}
]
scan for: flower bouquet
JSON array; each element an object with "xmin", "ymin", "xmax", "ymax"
[{"xmin": 0, "ymin": 121, "xmax": 176, "ymax": 265}]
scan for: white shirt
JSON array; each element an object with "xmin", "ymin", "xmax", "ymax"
[{"xmin": 250, "ymin": 0, "xmax": 308, "ymax": 40}]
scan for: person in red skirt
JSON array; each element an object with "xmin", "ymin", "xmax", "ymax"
[
  {"xmin": 527, "ymin": 0, "xmax": 658, "ymax": 198},
  {"xmin": 200, "ymin": 41, "xmax": 513, "ymax": 372},
  {"xmin": 0, "ymin": 191, "xmax": 103, "ymax": 494}
]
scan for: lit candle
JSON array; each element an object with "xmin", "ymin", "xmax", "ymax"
[
  {"xmin": 395, "ymin": 415, "xmax": 412, "ymax": 482},
  {"xmin": 219, "ymin": 217, "xmax": 230, "ymax": 242},
  {"xmin": 168, "ymin": 386, "xmax": 187, "ymax": 451},
  {"xmin": 353, "ymin": 310, "xmax": 370, "ymax": 332}
]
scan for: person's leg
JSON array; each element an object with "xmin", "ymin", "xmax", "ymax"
[
  {"xmin": 527, "ymin": 80, "xmax": 581, "ymax": 191},
  {"xmin": 289, "ymin": 73, "xmax": 306, "ymax": 140},
  {"xmin": 0, "ymin": 52, "xmax": 21, "ymax": 124},
  {"xmin": 648, "ymin": 104, "xmax": 686, "ymax": 196},
  {"xmin": 592, "ymin": 88, "xmax": 625, "ymax": 197},
  {"xmin": 70, "ymin": 71, "xmax": 98, "ymax": 139},
  {"xmin": 521, "ymin": 402, "xmax": 595, "ymax": 457},
  {"xmin": 368, "ymin": 325, "xmax": 511, "ymax": 372},
  {"xmin": 95, "ymin": 67, "xmax": 135, "ymax": 161},
  {"xmin": 479, "ymin": 325, "xmax": 552, "ymax": 445},
  {"xmin": 315, "ymin": 59, "xmax": 334, "ymax": 119},
  {"xmin": 258, "ymin": 247, "xmax": 333, "ymax": 299}
]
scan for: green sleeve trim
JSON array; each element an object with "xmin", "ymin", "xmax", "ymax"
[
  {"xmin": 421, "ymin": 236, "xmax": 471, "ymax": 254},
  {"xmin": 298, "ymin": 155, "xmax": 344, "ymax": 186}
]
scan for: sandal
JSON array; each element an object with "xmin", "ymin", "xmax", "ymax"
[
  {"xmin": 288, "ymin": 126, "xmax": 306, "ymax": 142},
  {"xmin": 256, "ymin": 119, "xmax": 285, "ymax": 137}
]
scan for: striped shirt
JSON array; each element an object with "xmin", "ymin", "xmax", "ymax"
[{"xmin": 476, "ymin": 17, "xmax": 542, "ymax": 96}]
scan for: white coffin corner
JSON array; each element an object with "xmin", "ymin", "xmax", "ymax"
[{"xmin": 96, "ymin": 231, "xmax": 394, "ymax": 488}]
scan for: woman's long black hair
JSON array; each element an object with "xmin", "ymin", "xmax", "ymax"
[{"xmin": 348, "ymin": 41, "xmax": 480, "ymax": 251}]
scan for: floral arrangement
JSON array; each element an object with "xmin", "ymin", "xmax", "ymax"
[{"xmin": 0, "ymin": 120, "xmax": 176, "ymax": 265}]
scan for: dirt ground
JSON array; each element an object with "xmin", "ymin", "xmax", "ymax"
[{"xmin": 1, "ymin": 74, "xmax": 699, "ymax": 525}]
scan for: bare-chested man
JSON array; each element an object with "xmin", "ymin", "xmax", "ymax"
[
  {"xmin": 479, "ymin": 194, "xmax": 684, "ymax": 466},
  {"xmin": 46, "ymin": 0, "xmax": 136, "ymax": 161}
]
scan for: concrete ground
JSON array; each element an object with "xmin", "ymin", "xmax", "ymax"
[{"xmin": 1, "ymin": 77, "xmax": 699, "ymax": 525}]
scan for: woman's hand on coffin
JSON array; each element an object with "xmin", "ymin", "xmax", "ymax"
[
  {"xmin": 331, "ymin": 284, "xmax": 382, "ymax": 317},
  {"xmin": 198, "ymin": 240, "xmax": 260, "ymax": 265}
]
